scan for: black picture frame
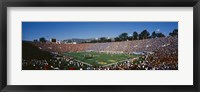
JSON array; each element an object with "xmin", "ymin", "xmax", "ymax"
[{"xmin": 0, "ymin": 0, "xmax": 199, "ymax": 92}]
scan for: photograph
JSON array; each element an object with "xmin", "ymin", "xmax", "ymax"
[
  {"xmin": 22, "ymin": 22, "xmax": 178, "ymax": 70},
  {"xmin": 1, "ymin": 0, "xmax": 199, "ymax": 91}
]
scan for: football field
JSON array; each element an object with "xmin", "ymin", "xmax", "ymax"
[{"xmin": 63, "ymin": 52, "xmax": 139, "ymax": 67}]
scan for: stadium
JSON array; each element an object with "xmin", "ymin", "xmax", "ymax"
[
  {"xmin": 22, "ymin": 22, "xmax": 178, "ymax": 70},
  {"xmin": 22, "ymin": 35, "xmax": 178, "ymax": 70}
]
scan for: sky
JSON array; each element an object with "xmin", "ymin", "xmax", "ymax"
[{"xmin": 22, "ymin": 22, "xmax": 178, "ymax": 41}]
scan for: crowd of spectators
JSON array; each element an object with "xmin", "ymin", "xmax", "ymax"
[
  {"xmin": 32, "ymin": 36, "xmax": 177, "ymax": 54},
  {"xmin": 23, "ymin": 36, "xmax": 178, "ymax": 70}
]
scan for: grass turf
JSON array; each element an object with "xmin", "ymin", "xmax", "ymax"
[{"xmin": 63, "ymin": 52, "xmax": 139, "ymax": 67}]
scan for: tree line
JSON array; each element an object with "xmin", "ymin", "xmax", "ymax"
[{"xmin": 88, "ymin": 29, "xmax": 178, "ymax": 43}]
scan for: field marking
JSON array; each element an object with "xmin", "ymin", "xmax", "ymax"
[
  {"xmin": 102, "ymin": 60, "xmax": 128, "ymax": 67},
  {"xmin": 72, "ymin": 59, "xmax": 93, "ymax": 66}
]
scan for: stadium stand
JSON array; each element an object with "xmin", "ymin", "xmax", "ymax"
[{"xmin": 22, "ymin": 36, "xmax": 178, "ymax": 70}]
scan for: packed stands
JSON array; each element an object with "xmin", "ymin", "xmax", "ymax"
[{"xmin": 23, "ymin": 36, "xmax": 178, "ymax": 70}]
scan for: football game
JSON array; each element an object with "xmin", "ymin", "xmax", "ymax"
[
  {"xmin": 64, "ymin": 52, "xmax": 139, "ymax": 66},
  {"xmin": 22, "ymin": 22, "xmax": 178, "ymax": 70}
]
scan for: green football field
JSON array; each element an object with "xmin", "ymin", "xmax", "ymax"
[{"xmin": 63, "ymin": 52, "xmax": 139, "ymax": 67}]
